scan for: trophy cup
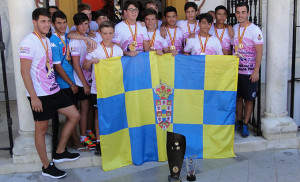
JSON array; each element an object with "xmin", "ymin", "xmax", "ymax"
[
  {"xmin": 167, "ymin": 132, "xmax": 186, "ymax": 182},
  {"xmin": 186, "ymin": 155, "xmax": 197, "ymax": 181}
]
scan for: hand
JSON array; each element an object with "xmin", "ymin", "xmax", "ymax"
[
  {"xmin": 183, "ymin": 52, "xmax": 190, "ymax": 56},
  {"xmin": 171, "ymin": 49, "xmax": 178, "ymax": 56},
  {"xmin": 250, "ymin": 70, "xmax": 259, "ymax": 83},
  {"xmin": 87, "ymin": 30, "xmax": 96, "ymax": 38},
  {"xmin": 139, "ymin": 21, "xmax": 146, "ymax": 27},
  {"xmin": 92, "ymin": 58, "xmax": 100, "ymax": 64},
  {"xmin": 86, "ymin": 44, "xmax": 96, "ymax": 53},
  {"xmin": 160, "ymin": 28, "xmax": 167, "ymax": 39},
  {"xmin": 155, "ymin": 49, "xmax": 163, "ymax": 56},
  {"xmin": 83, "ymin": 84, "xmax": 91, "ymax": 95},
  {"xmin": 188, "ymin": 33, "xmax": 195, "ymax": 38},
  {"xmin": 31, "ymin": 97, "xmax": 43, "ymax": 112},
  {"xmin": 126, "ymin": 51, "xmax": 138, "ymax": 57}
]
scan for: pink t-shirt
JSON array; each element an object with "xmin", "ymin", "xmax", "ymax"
[
  {"xmin": 112, "ymin": 21, "xmax": 149, "ymax": 51},
  {"xmin": 177, "ymin": 20, "xmax": 200, "ymax": 40},
  {"xmin": 69, "ymin": 37, "xmax": 92, "ymax": 87},
  {"xmin": 233, "ymin": 23, "xmax": 264, "ymax": 75},
  {"xmin": 164, "ymin": 27, "xmax": 184, "ymax": 54},
  {"xmin": 19, "ymin": 33, "xmax": 60, "ymax": 96},
  {"xmin": 210, "ymin": 27, "xmax": 231, "ymax": 51},
  {"xmin": 147, "ymin": 30, "xmax": 168, "ymax": 51},
  {"xmin": 85, "ymin": 44, "xmax": 123, "ymax": 94},
  {"xmin": 184, "ymin": 34, "xmax": 223, "ymax": 55}
]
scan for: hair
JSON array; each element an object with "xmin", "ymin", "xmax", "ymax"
[
  {"xmin": 215, "ymin": 5, "xmax": 227, "ymax": 14},
  {"xmin": 32, "ymin": 8, "xmax": 51, "ymax": 21},
  {"xmin": 145, "ymin": 0, "xmax": 158, "ymax": 9},
  {"xmin": 52, "ymin": 10, "xmax": 67, "ymax": 23},
  {"xmin": 99, "ymin": 20, "xmax": 115, "ymax": 31},
  {"xmin": 73, "ymin": 12, "xmax": 89, "ymax": 25},
  {"xmin": 197, "ymin": 13, "xmax": 213, "ymax": 24},
  {"xmin": 143, "ymin": 8, "xmax": 158, "ymax": 20},
  {"xmin": 207, "ymin": 10, "xmax": 215, "ymax": 14},
  {"xmin": 48, "ymin": 6, "xmax": 59, "ymax": 11},
  {"xmin": 236, "ymin": 2, "xmax": 249, "ymax": 12},
  {"xmin": 184, "ymin": 2, "xmax": 197, "ymax": 12},
  {"xmin": 94, "ymin": 10, "xmax": 108, "ymax": 20},
  {"xmin": 123, "ymin": 0, "xmax": 139, "ymax": 10},
  {"xmin": 164, "ymin": 6, "xmax": 177, "ymax": 16},
  {"xmin": 78, "ymin": 3, "xmax": 91, "ymax": 12}
]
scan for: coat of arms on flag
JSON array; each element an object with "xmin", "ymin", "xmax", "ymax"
[{"xmin": 154, "ymin": 82, "xmax": 173, "ymax": 130}]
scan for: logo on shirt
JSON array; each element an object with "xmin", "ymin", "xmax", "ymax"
[
  {"xmin": 20, "ymin": 47, "xmax": 30, "ymax": 54},
  {"xmin": 51, "ymin": 43, "xmax": 57, "ymax": 48},
  {"xmin": 258, "ymin": 34, "xmax": 262, "ymax": 41},
  {"xmin": 70, "ymin": 47, "xmax": 79, "ymax": 52}
]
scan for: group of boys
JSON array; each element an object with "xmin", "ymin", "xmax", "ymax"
[{"xmin": 19, "ymin": 0, "xmax": 263, "ymax": 179}]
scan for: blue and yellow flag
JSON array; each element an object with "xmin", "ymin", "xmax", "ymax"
[{"xmin": 95, "ymin": 52, "xmax": 238, "ymax": 171}]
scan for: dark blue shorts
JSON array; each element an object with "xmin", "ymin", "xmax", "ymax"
[{"xmin": 237, "ymin": 74, "xmax": 258, "ymax": 101}]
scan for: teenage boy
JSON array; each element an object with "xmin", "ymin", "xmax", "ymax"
[
  {"xmin": 234, "ymin": 2, "xmax": 263, "ymax": 137},
  {"xmin": 20, "ymin": 8, "xmax": 80, "ymax": 179},
  {"xmin": 184, "ymin": 13, "xmax": 223, "ymax": 55},
  {"xmin": 48, "ymin": 6, "xmax": 69, "ymax": 35},
  {"xmin": 164, "ymin": 6, "xmax": 184, "ymax": 56},
  {"xmin": 176, "ymin": 2, "xmax": 200, "ymax": 40},
  {"xmin": 69, "ymin": 12, "xmax": 96, "ymax": 149},
  {"xmin": 209, "ymin": 5, "xmax": 234, "ymax": 55},
  {"xmin": 145, "ymin": 0, "xmax": 163, "ymax": 28},
  {"xmin": 93, "ymin": 10, "xmax": 109, "ymax": 44},
  {"xmin": 112, "ymin": 0, "xmax": 151, "ymax": 57},
  {"xmin": 70, "ymin": 3, "xmax": 98, "ymax": 32},
  {"xmin": 83, "ymin": 21, "xmax": 124, "ymax": 156},
  {"xmin": 144, "ymin": 9, "xmax": 168, "ymax": 55}
]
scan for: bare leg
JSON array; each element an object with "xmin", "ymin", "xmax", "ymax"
[
  {"xmin": 236, "ymin": 97, "xmax": 244, "ymax": 121},
  {"xmin": 79, "ymin": 99, "xmax": 89, "ymax": 137},
  {"xmin": 56, "ymin": 105, "xmax": 80, "ymax": 153},
  {"xmin": 243, "ymin": 100, "xmax": 253, "ymax": 124},
  {"xmin": 35, "ymin": 120, "xmax": 50, "ymax": 168}
]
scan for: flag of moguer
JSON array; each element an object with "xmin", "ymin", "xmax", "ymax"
[{"xmin": 95, "ymin": 52, "xmax": 239, "ymax": 171}]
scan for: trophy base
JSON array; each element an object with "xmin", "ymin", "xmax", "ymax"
[
  {"xmin": 168, "ymin": 175, "xmax": 181, "ymax": 182},
  {"xmin": 187, "ymin": 174, "xmax": 196, "ymax": 181}
]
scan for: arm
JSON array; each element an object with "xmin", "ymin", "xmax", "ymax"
[
  {"xmin": 143, "ymin": 40, "xmax": 151, "ymax": 52},
  {"xmin": 227, "ymin": 25, "xmax": 234, "ymax": 39},
  {"xmin": 68, "ymin": 31, "xmax": 97, "ymax": 50},
  {"xmin": 72, "ymin": 56, "xmax": 91, "ymax": 95},
  {"xmin": 82, "ymin": 58, "xmax": 100, "ymax": 70},
  {"xmin": 160, "ymin": 24, "xmax": 167, "ymax": 38},
  {"xmin": 20, "ymin": 59, "xmax": 43, "ymax": 112},
  {"xmin": 250, "ymin": 44, "xmax": 263, "ymax": 83},
  {"xmin": 197, "ymin": 0, "xmax": 206, "ymax": 15},
  {"xmin": 54, "ymin": 64, "xmax": 78, "ymax": 94}
]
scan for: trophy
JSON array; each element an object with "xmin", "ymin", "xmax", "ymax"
[
  {"xmin": 186, "ymin": 155, "xmax": 197, "ymax": 181},
  {"xmin": 167, "ymin": 132, "xmax": 186, "ymax": 182}
]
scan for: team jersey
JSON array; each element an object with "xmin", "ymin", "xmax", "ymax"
[
  {"xmin": 50, "ymin": 33, "xmax": 75, "ymax": 89},
  {"xmin": 147, "ymin": 29, "xmax": 168, "ymax": 51},
  {"xmin": 85, "ymin": 44, "xmax": 123, "ymax": 94},
  {"xmin": 112, "ymin": 21, "xmax": 149, "ymax": 51},
  {"xmin": 233, "ymin": 23, "xmax": 264, "ymax": 75},
  {"xmin": 176, "ymin": 20, "xmax": 200, "ymax": 40},
  {"xmin": 184, "ymin": 34, "xmax": 223, "ymax": 55},
  {"xmin": 209, "ymin": 26, "xmax": 231, "ymax": 51},
  {"xmin": 19, "ymin": 33, "xmax": 60, "ymax": 96},
  {"xmin": 70, "ymin": 21, "xmax": 98, "ymax": 33},
  {"xmin": 69, "ymin": 37, "xmax": 92, "ymax": 87},
  {"xmin": 91, "ymin": 30, "xmax": 103, "ymax": 44},
  {"xmin": 164, "ymin": 27, "xmax": 184, "ymax": 54}
]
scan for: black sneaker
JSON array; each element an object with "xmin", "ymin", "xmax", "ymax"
[
  {"xmin": 53, "ymin": 149, "xmax": 80, "ymax": 163},
  {"xmin": 94, "ymin": 142, "xmax": 101, "ymax": 156},
  {"xmin": 42, "ymin": 162, "xmax": 66, "ymax": 179}
]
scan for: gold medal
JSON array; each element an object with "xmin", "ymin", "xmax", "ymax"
[
  {"xmin": 129, "ymin": 43, "xmax": 136, "ymax": 51},
  {"xmin": 66, "ymin": 55, "xmax": 71, "ymax": 61},
  {"xmin": 170, "ymin": 45, "xmax": 175, "ymax": 50},
  {"xmin": 150, "ymin": 47, "xmax": 155, "ymax": 50},
  {"xmin": 125, "ymin": 21, "xmax": 138, "ymax": 51},
  {"xmin": 132, "ymin": 41, "xmax": 137, "ymax": 46},
  {"xmin": 238, "ymin": 23, "xmax": 249, "ymax": 50},
  {"xmin": 238, "ymin": 43, "xmax": 244, "ymax": 49},
  {"xmin": 166, "ymin": 27, "xmax": 177, "ymax": 51}
]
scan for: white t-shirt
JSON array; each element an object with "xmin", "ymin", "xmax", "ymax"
[
  {"xmin": 184, "ymin": 34, "xmax": 223, "ymax": 55},
  {"xmin": 85, "ymin": 44, "xmax": 123, "ymax": 94},
  {"xmin": 19, "ymin": 33, "xmax": 60, "ymax": 96},
  {"xmin": 112, "ymin": 21, "xmax": 149, "ymax": 51},
  {"xmin": 91, "ymin": 31, "xmax": 103, "ymax": 44},
  {"xmin": 70, "ymin": 21, "xmax": 99, "ymax": 33},
  {"xmin": 177, "ymin": 20, "xmax": 200, "ymax": 40},
  {"xmin": 210, "ymin": 27, "xmax": 231, "ymax": 51},
  {"xmin": 233, "ymin": 23, "xmax": 264, "ymax": 75},
  {"xmin": 164, "ymin": 27, "xmax": 184, "ymax": 54},
  {"xmin": 147, "ymin": 29, "xmax": 168, "ymax": 51},
  {"xmin": 69, "ymin": 38, "xmax": 92, "ymax": 87}
]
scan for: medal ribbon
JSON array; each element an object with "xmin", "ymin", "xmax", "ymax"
[
  {"xmin": 199, "ymin": 34, "xmax": 210, "ymax": 54},
  {"xmin": 149, "ymin": 30, "xmax": 156, "ymax": 48},
  {"xmin": 238, "ymin": 23, "xmax": 249, "ymax": 45},
  {"xmin": 33, "ymin": 30, "xmax": 50, "ymax": 63},
  {"xmin": 166, "ymin": 27, "xmax": 177, "ymax": 46},
  {"xmin": 214, "ymin": 26, "xmax": 226, "ymax": 43},
  {"xmin": 75, "ymin": 31, "xmax": 89, "ymax": 46},
  {"xmin": 100, "ymin": 41, "xmax": 113, "ymax": 59},
  {"xmin": 57, "ymin": 33, "xmax": 70, "ymax": 59},
  {"xmin": 187, "ymin": 21, "xmax": 197, "ymax": 35},
  {"xmin": 125, "ymin": 20, "xmax": 137, "ymax": 42}
]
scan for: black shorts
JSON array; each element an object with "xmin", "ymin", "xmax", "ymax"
[
  {"xmin": 91, "ymin": 94, "xmax": 98, "ymax": 109},
  {"xmin": 27, "ymin": 90, "xmax": 73, "ymax": 121},
  {"xmin": 237, "ymin": 74, "xmax": 258, "ymax": 101},
  {"xmin": 61, "ymin": 88, "xmax": 78, "ymax": 106},
  {"xmin": 76, "ymin": 86, "xmax": 90, "ymax": 101}
]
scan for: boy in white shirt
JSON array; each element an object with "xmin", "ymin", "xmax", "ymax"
[
  {"xmin": 144, "ymin": 0, "xmax": 163, "ymax": 29},
  {"xmin": 184, "ymin": 13, "xmax": 223, "ymax": 55},
  {"xmin": 92, "ymin": 10, "xmax": 109, "ymax": 44},
  {"xmin": 83, "ymin": 21, "xmax": 124, "ymax": 156},
  {"xmin": 112, "ymin": 0, "xmax": 151, "ymax": 57}
]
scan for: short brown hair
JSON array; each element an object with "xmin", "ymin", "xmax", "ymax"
[
  {"xmin": 145, "ymin": 0, "xmax": 158, "ymax": 9},
  {"xmin": 78, "ymin": 3, "xmax": 91, "ymax": 13},
  {"xmin": 99, "ymin": 20, "xmax": 115, "ymax": 31}
]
